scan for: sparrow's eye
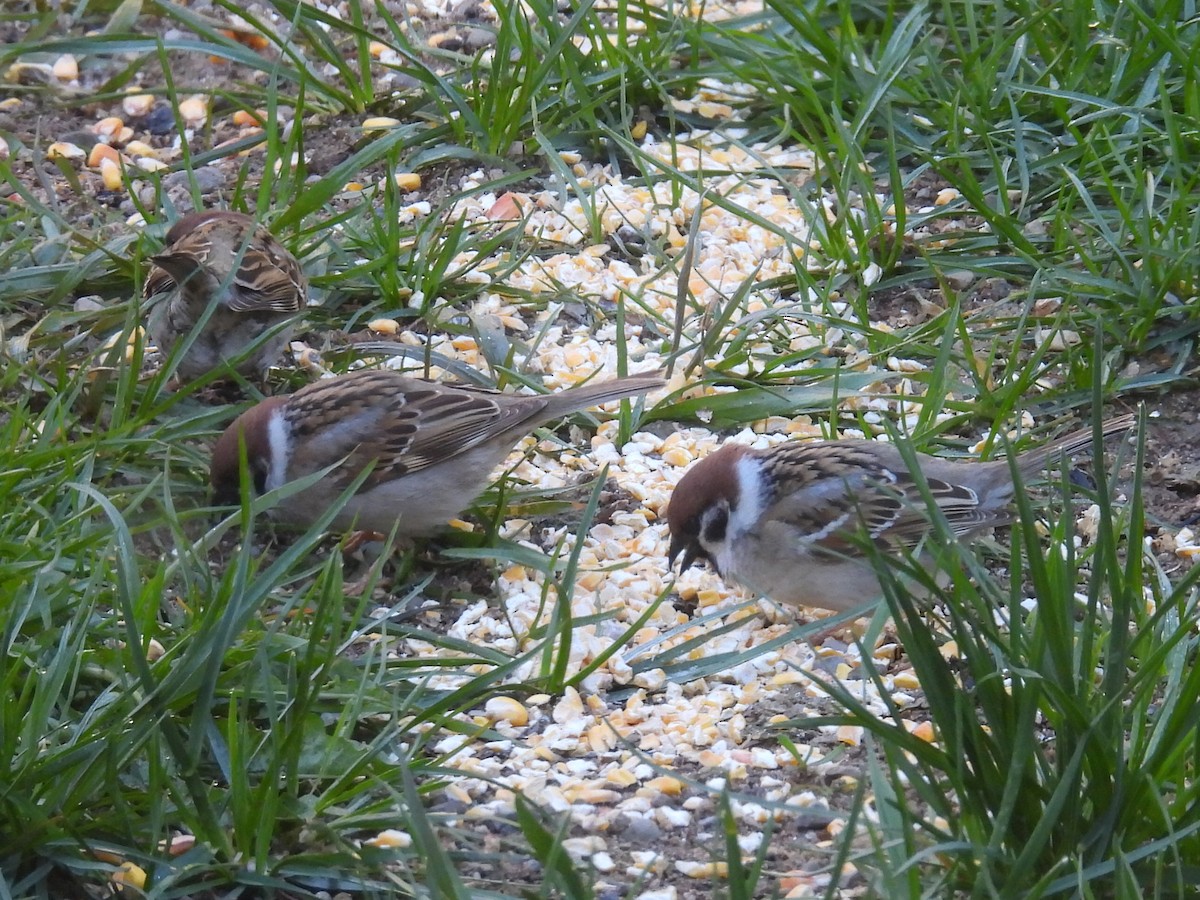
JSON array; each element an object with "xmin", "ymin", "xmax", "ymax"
[{"xmin": 702, "ymin": 506, "xmax": 728, "ymax": 545}]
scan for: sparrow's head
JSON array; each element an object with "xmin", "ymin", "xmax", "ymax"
[
  {"xmin": 147, "ymin": 211, "xmax": 242, "ymax": 297},
  {"xmin": 666, "ymin": 443, "xmax": 751, "ymax": 575},
  {"xmin": 211, "ymin": 396, "xmax": 289, "ymax": 508},
  {"xmin": 164, "ymin": 209, "xmax": 253, "ymax": 244}
]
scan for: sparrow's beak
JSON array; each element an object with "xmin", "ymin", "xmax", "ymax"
[{"xmin": 668, "ymin": 534, "xmax": 700, "ymax": 572}]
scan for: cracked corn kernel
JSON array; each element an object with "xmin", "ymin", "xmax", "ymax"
[
  {"xmin": 770, "ymin": 670, "xmax": 806, "ymax": 687},
  {"xmin": 367, "ymin": 317, "xmax": 400, "ymax": 335},
  {"xmin": 232, "ymin": 109, "xmax": 263, "ymax": 127},
  {"xmin": 644, "ymin": 775, "xmax": 684, "ymax": 796},
  {"xmin": 661, "ymin": 447, "xmax": 692, "ymax": 467},
  {"xmin": 485, "ymin": 696, "xmax": 529, "ymax": 727},
  {"xmin": 587, "ymin": 724, "xmax": 615, "ymax": 752},
  {"xmin": 110, "ymin": 862, "xmax": 146, "ymax": 891},
  {"xmin": 362, "ymin": 116, "xmax": 401, "ymax": 132},
  {"xmin": 53, "ymin": 54, "xmax": 78, "ymax": 81},
  {"xmin": 676, "ymin": 860, "xmax": 728, "ymax": 878},
  {"xmin": 836, "ymin": 725, "xmax": 862, "ymax": 746},
  {"xmin": 178, "ymin": 96, "xmax": 208, "ymax": 123},
  {"xmin": 605, "ymin": 768, "xmax": 637, "ymax": 787},
  {"xmin": 365, "ymin": 828, "xmax": 413, "ymax": 848},
  {"xmin": 88, "ymin": 143, "xmax": 119, "ymax": 168},
  {"xmin": 163, "ymin": 834, "xmax": 195, "ymax": 856},
  {"xmin": 47, "ymin": 142, "xmax": 84, "ymax": 160},
  {"xmin": 93, "ymin": 116, "xmax": 123, "ymax": 139},
  {"xmin": 393, "ymin": 172, "xmax": 422, "ymax": 191},
  {"xmin": 122, "ymin": 93, "xmax": 154, "ymax": 117},
  {"xmin": 124, "ymin": 140, "xmax": 155, "ymax": 158},
  {"xmin": 892, "ymin": 671, "xmax": 920, "ymax": 690}
]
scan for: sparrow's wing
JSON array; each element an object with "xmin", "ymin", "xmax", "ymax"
[
  {"xmin": 759, "ymin": 442, "xmax": 996, "ymax": 557},
  {"xmin": 142, "ymin": 262, "xmax": 177, "ymax": 298},
  {"xmin": 144, "ymin": 217, "xmax": 305, "ymax": 314},
  {"xmin": 372, "ymin": 381, "xmax": 549, "ymax": 479},
  {"xmin": 284, "ymin": 371, "xmax": 549, "ymax": 491},
  {"xmin": 224, "ymin": 228, "xmax": 306, "ymax": 314}
]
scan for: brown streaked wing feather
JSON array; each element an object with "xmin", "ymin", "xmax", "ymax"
[
  {"xmin": 282, "ymin": 371, "xmax": 550, "ymax": 494},
  {"xmin": 393, "ymin": 388, "xmax": 549, "ymax": 476},
  {"xmin": 868, "ymin": 472, "xmax": 998, "ymax": 546},
  {"xmin": 226, "ymin": 226, "xmax": 306, "ymax": 314},
  {"xmin": 282, "ymin": 371, "xmax": 417, "ymax": 491},
  {"xmin": 145, "ymin": 214, "xmax": 304, "ymax": 313},
  {"xmin": 760, "ymin": 441, "xmax": 994, "ymax": 557},
  {"xmin": 760, "ymin": 443, "xmax": 898, "ymax": 555}
]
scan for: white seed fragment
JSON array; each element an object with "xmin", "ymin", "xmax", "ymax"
[{"xmin": 552, "ymin": 686, "xmax": 585, "ymax": 723}]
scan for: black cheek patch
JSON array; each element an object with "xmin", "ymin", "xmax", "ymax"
[
  {"xmin": 252, "ymin": 460, "xmax": 269, "ymax": 496},
  {"xmin": 703, "ymin": 507, "xmax": 729, "ymax": 545}
]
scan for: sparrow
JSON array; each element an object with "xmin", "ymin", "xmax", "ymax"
[
  {"xmin": 666, "ymin": 415, "xmax": 1136, "ymax": 613},
  {"xmin": 144, "ymin": 210, "xmax": 306, "ymax": 380},
  {"xmin": 210, "ymin": 368, "xmax": 665, "ymax": 536}
]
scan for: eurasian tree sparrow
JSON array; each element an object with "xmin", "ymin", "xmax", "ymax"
[
  {"xmin": 211, "ymin": 368, "xmax": 664, "ymax": 536},
  {"xmin": 666, "ymin": 415, "xmax": 1136, "ymax": 612},
  {"xmin": 144, "ymin": 210, "xmax": 306, "ymax": 380}
]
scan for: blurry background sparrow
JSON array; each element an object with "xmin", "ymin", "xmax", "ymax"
[
  {"xmin": 144, "ymin": 210, "xmax": 306, "ymax": 380},
  {"xmin": 666, "ymin": 415, "xmax": 1135, "ymax": 613},
  {"xmin": 211, "ymin": 368, "xmax": 664, "ymax": 537}
]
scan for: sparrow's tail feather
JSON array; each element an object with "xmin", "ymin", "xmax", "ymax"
[
  {"xmin": 541, "ymin": 373, "xmax": 666, "ymax": 418},
  {"xmin": 1015, "ymin": 413, "xmax": 1137, "ymax": 479}
]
